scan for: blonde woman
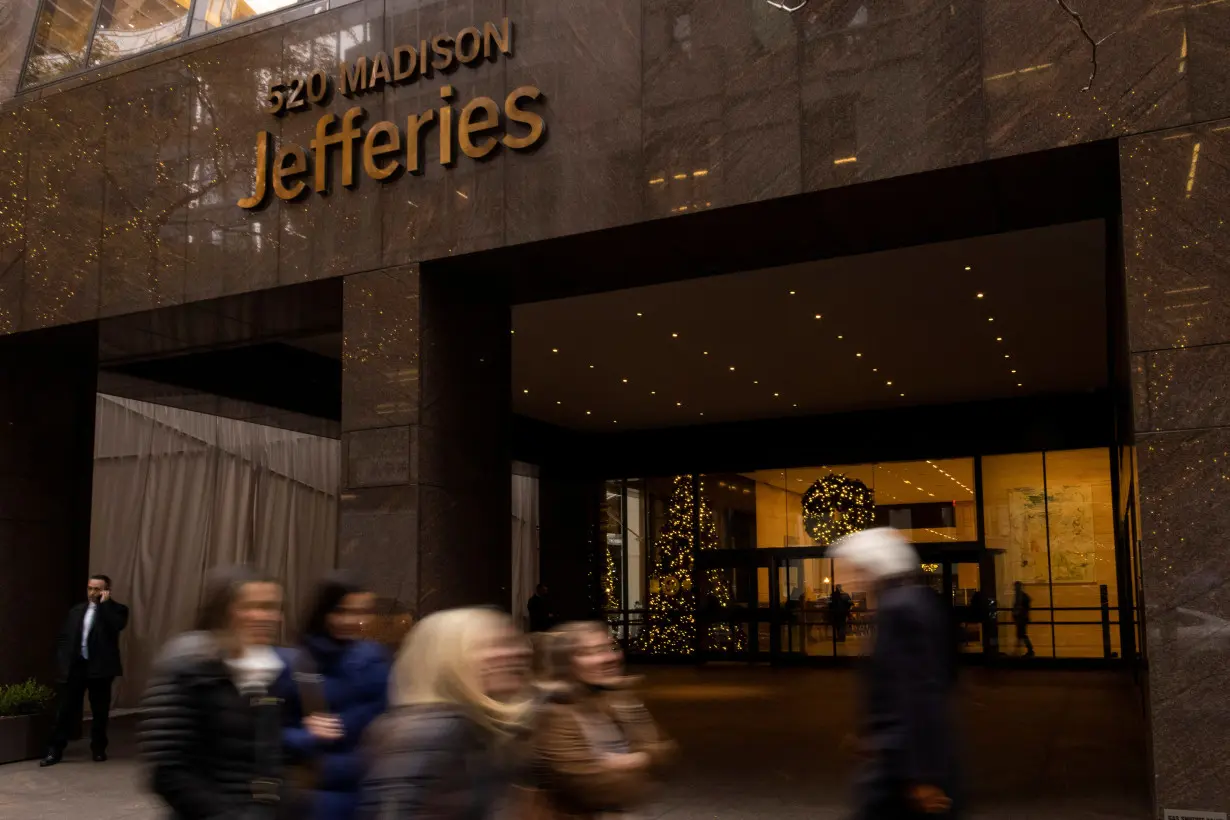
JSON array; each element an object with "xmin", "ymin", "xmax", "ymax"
[
  {"xmin": 534, "ymin": 622, "xmax": 674, "ymax": 820},
  {"xmin": 356, "ymin": 607, "xmax": 533, "ymax": 820}
]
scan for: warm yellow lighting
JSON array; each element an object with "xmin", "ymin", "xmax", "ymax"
[
  {"xmin": 996, "ymin": 337, "xmax": 1003, "ymax": 341},
  {"xmin": 589, "ymin": 365, "xmax": 595, "ymax": 369},
  {"xmin": 823, "ymin": 577, "xmax": 831, "ymax": 584},
  {"xmin": 556, "ymin": 400, "xmax": 561, "ymax": 405},
  {"xmin": 1187, "ymin": 141, "xmax": 1202, "ymax": 197},
  {"xmin": 693, "ymin": 169, "xmax": 709, "ymax": 177},
  {"xmin": 676, "ymin": 402, "xmax": 682, "ymax": 406},
  {"xmin": 789, "ymin": 290, "xmax": 796, "ymax": 295},
  {"xmin": 886, "ymin": 381, "xmax": 893, "ymax": 386},
  {"xmin": 586, "ymin": 410, "xmax": 591, "ymax": 415},
  {"xmin": 522, "ymin": 389, "xmax": 528, "ymax": 394},
  {"xmin": 551, "ymin": 348, "xmax": 559, "ymax": 353},
  {"xmin": 622, "ymin": 378, "xmax": 629, "ymax": 383},
  {"xmin": 671, "ymin": 333, "xmax": 679, "ymax": 338},
  {"xmin": 837, "ymin": 335, "xmax": 844, "ymax": 340},
  {"xmin": 988, "ymin": 317, "xmax": 995, "ymax": 322},
  {"xmin": 729, "ymin": 366, "xmax": 736, "ymax": 371},
  {"xmin": 673, "ymin": 173, "xmax": 688, "ymax": 180},
  {"xmin": 833, "ymin": 156, "xmax": 858, "ymax": 165},
  {"xmin": 856, "ymin": 352, "xmax": 862, "ymax": 357},
  {"xmin": 649, "ymin": 177, "xmax": 665, "ymax": 185},
  {"xmin": 774, "ymin": 392, "xmax": 780, "ymax": 397},
  {"xmin": 976, "ymin": 293, "xmax": 984, "ymax": 298},
  {"xmin": 964, "ymin": 266, "xmax": 971, "ymax": 271},
  {"xmin": 651, "ymin": 390, "xmax": 656, "ymax": 395},
  {"xmin": 636, "ymin": 312, "xmax": 643, "ymax": 317},
  {"xmin": 1011, "ymin": 370, "xmax": 1017, "ymax": 374},
  {"xmin": 814, "ymin": 313, "xmax": 822, "ymax": 319}
]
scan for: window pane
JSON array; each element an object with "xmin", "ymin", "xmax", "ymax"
[
  {"xmin": 190, "ymin": 0, "xmax": 299, "ymax": 35},
  {"xmin": 626, "ymin": 479, "xmax": 646, "ymax": 612},
  {"xmin": 1046, "ymin": 448, "xmax": 1119, "ymax": 658},
  {"xmin": 832, "ymin": 555, "xmax": 877, "ymax": 657},
  {"xmin": 782, "ymin": 463, "xmax": 876, "ymax": 547},
  {"xmin": 23, "ymin": 0, "xmax": 101, "ymax": 87},
  {"xmin": 708, "ymin": 472, "xmax": 762, "ymax": 549},
  {"xmin": 90, "ymin": 0, "xmax": 190, "ymax": 66},
  {"xmin": 601, "ymin": 480, "xmax": 623, "ymax": 613}
]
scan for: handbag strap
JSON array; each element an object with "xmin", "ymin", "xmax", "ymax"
[{"xmin": 292, "ymin": 649, "xmax": 329, "ymax": 717}]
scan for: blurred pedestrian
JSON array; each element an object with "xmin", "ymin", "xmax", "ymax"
[
  {"xmin": 275, "ymin": 572, "xmax": 390, "ymax": 820},
  {"xmin": 139, "ymin": 566, "xmax": 286, "ymax": 820},
  {"xmin": 830, "ymin": 528, "xmax": 960, "ymax": 819},
  {"xmin": 42, "ymin": 573, "xmax": 128, "ymax": 766},
  {"xmin": 356, "ymin": 607, "xmax": 533, "ymax": 820},
  {"xmin": 533, "ymin": 621, "xmax": 674, "ymax": 820}
]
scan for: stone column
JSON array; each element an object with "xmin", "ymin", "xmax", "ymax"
[
  {"xmin": 338, "ymin": 265, "xmax": 511, "ymax": 628},
  {"xmin": 1123, "ymin": 123, "xmax": 1230, "ymax": 816},
  {"xmin": 0, "ymin": 323, "xmax": 98, "ymax": 685}
]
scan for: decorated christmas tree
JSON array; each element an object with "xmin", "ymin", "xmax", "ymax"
[{"xmin": 637, "ymin": 475, "xmax": 745, "ymax": 654}]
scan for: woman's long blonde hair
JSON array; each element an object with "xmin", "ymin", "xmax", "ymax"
[{"xmin": 390, "ymin": 607, "xmax": 531, "ymax": 736}]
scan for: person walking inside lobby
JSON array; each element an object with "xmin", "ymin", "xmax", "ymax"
[
  {"xmin": 1012, "ymin": 581, "xmax": 1035, "ymax": 657},
  {"xmin": 41, "ymin": 573, "xmax": 129, "ymax": 766}
]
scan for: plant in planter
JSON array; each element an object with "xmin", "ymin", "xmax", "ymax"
[{"xmin": 0, "ymin": 679, "xmax": 55, "ymax": 765}]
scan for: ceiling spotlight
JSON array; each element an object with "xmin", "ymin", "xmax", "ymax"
[
  {"xmin": 837, "ymin": 335, "xmax": 844, "ymax": 340},
  {"xmin": 856, "ymin": 352, "xmax": 862, "ymax": 357},
  {"xmin": 753, "ymin": 380, "xmax": 759, "ymax": 385},
  {"xmin": 1004, "ymin": 354, "xmax": 1010, "ymax": 359},
  {"xmin": 789, "ymin": 290, "xmax": 796, "ymax": 295},
  {"xmin": 976, "ymin": 293, "xmax": 984, "ymax": 299},
  {"xmin": 1011, "ymin": 370, "xmax": 1017, "ymax": 374},
  {"xmin": 996, "ymin": 337, "xmax": 1003, "ymax": 342},
  {"xmin": 622, "ymin": 378, "xmax": 628, "ymax": 383},
  {"xmin": 793, "ymin": 403, "xmax": 798, "ymax": 407},
  {"xmin": 522, "ymin": 388, "xmax": 529, "ymax": 394},
  {"xmin": 651, "ymin": 390, "xmax": 657, "ymax": 395},
  {"xmin": 556, "ymin": 400, "xmax": 561, "ymax": 405},
  {"xmin": 676, "ymin": 402, "xmax": 682, "ymax": 407},
  {"xmin": 964, "ymin": 265, "xmax": 971, "ymax": 271},
  {"xmin": 703, "ymin": 351, "xmax": 709, "ymax": 355},
  {"xmin": 886, "ymin": 381, "xmax": 893, "ymax": 386},
  {"xmin": 551, "ymin": 348, "xmax": 559, "ymax": 353},
  {"xmin": 589, "ymin": 364, "xmax": 594, "ymax": 369},
  {"xmin": 900, "ymin": 393, "xmax": 905, "ymax": 397},
  {"xmin": 586, "ymin": 410, "xmax": 591, "ymax": 415},
  {"xmin": 873, "ymin": 368, "xmax": 878, "ymax": 372},
  {"xmin": 774, "ymin": 392, "xmax": 780, "ymax": 397},
  {"xmin": 729, "ymin": 366, "xmax": 736, "ymax": 371},
  {"xmin": 636, "ymin": 312, "xmax": 643, "ymax": 317},
  {"xmin": 613, "ymin": 420, "xmax": 618, "ymax": 424},
  {"xmin": 988, "ymin": 317, "xmax": 995, "ymax": 322},
  {"xmin": 671, "ymin": 333, "xmax": 679, "ymax": 338},
  {"xmin": 814, "ymin": 314, "xmax": 822, "ymax": 319},
  {"xmin": 1018, "ymin": 383, "xmax": 1023, "ymax": 387}
]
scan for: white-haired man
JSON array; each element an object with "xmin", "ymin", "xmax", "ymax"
[{"xmin": 831, "ymin": 527, "xmax": 959, "ymax": 818}]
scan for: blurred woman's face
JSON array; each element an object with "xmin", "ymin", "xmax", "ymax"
[
  {"xmin": 476, "ymin": 622, "xmax": 531, "ymax": 700},
  {"xmin": 328, "ymin": 592, "xmax": 375, "ymax": 641},
  {"xmin": 573, "ymin": 627, "xmax": 622, "ymax": 687},
  {"xmin": 230, "ymin": 582, "xmax": 283, "ymax": 647}
]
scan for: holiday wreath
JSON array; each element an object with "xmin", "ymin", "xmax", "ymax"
[{"xmin": 802, "ymin": 474, "xmax": 875, "ymax": 544}]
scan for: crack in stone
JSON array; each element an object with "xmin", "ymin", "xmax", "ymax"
[{"xmin": 1054, "ymin": 0, "xmax": 1099, "ymax": 91}]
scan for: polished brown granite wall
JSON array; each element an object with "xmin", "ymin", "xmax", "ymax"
[
  {"xmin": 1124, "ymin": 119, "xmax": 1230, "ymax": 816},
  {"xmin": 0, "ymin": 323, "xmax": 98, "ymax": 686},
  {"xmin": 3, "ymin": 0, "xmax": 1230, "ymax": 334},
  {"xmin": 338, "ymin": 264, "xmax": 511, "ymax": 617}
]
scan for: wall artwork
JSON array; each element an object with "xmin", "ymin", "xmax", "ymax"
[{"xmin": 1007, "ymin": 485, "xmax": 1095, "ymax": 584}]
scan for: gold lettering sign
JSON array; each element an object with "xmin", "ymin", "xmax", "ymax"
[{"xmin": 238, "ymin": 17, "xmax": 545, "ymax": 209}]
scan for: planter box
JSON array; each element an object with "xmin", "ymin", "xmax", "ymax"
[{"xmin": 0, "ymin": 713, "xmax": 52, "ymax": 765}]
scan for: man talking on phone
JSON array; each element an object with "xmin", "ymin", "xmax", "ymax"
[{"xmin": 41, "ymin": 574, "xmax": 129, "ymax": 766}]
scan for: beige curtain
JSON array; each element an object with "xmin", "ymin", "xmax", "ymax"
[
  {"xmin": 90, "ymin": 395, "xmax": 339, "ymax": 708},
  {"xmin": 511, "ymin": 467, "xmax": 540, "ymax": 630}
]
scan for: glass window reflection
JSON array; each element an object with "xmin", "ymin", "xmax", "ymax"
[
  {"xmin": 190, "ymin": 0, "xmax": 299, "ymax": 35},
  {"xmin": 90, "ymin": 0, "xmax": 190, "ymax": 66},
  {"xmin": 22, "ymin": 0, "xmax": 102, "ymax": 87}
]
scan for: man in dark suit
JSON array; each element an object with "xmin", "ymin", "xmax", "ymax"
[{"xmin": 41, "ymin": 574, "xmax": 129, "ymax": 766}]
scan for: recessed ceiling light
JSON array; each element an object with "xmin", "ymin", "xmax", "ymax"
[
  {"xmin": 1017, "ymin": 383, "xmax": 1023, "ymax": 387},
  {"xmin": 904, "ymin": 480, "xmax": 911, "ymax": 484},
  {"xmin": 988, "ymin": 317, "xmax": 994, "ymax": 322},
  {"xmin": 753, "ymin": 380, "xmax": 759, "ymax": 384},
  {"xmin": 814, "ymin": 314, "xmax": 822, "ymax": 319},
  {"xmin": 622, "ymin": 378, "xmax": 628, "ymax": 383},
  {"xmin": 1004, "ymin": 354, "xmax": 1010, "ymax": 359},
  {"xmin": 636, "ymin": 312, "xmax": 643, "ymax": 317},
  {"xmin": 510, "ymin": 329, "xmax": 515, "ymax": 334},
  {"xmin": 1011, "ymin": 370, "xmax": 1017, "ymax": 374},
  {"xmin": 729, "ymin": 366, "xmax": 736, "ymax": 371},
  {"xmin": 793, "ymin": 403, "xmax": 798, "ymax": 407},
  {"xmin": 522, "ymin": 389, "xmax": 529, "ymax": 394},
  {"xmin": 589, "ymin": 364, "xmax": 594, "ymax": 369},
  {"xmin": 996, "ymin": 337, "xmax": 1003, "ymax": 342},
  {"xmin": 651, "ymin": 390, "xmax": 656, "ymax": 394},
  {"xmin": 676, "ymin": 402, "xmax": 682, "ymax": 406},
  {"xmin": 789, "ymin": 290, "xmax": 796, "ymax": 295},
  {"xmin": 556, "ymin": 400, "xmax": 561, "ymax": 405},
  {"xmin": 613, "ymin": 420, "xmax": 618, "ymax": 424},
  {"xmin": 837, "ymin": 335, "xmax": 844, "ymax": 340},
  {"xmin": 586, "ymin": 410, "xmax": 591, "ymax": 415},
  {"xmin": 774, "ymin": 392, "xmax": 780, "ymax": 397},
  {"xmin": 900, "ymin": 393, "xmax": 905, "ymax": 397},
  {"xmin": 976, "ymin": 293, "xmax": 984, "ymax": 299},
  {"xmin": 886, "ymin": 381, "xmax": 893, "ymax": 386},
  {"xmin": 965, "ymin": 266, "xmax": 971, "ymax": 271},
  {"xmin": 699, "ymin": 412, "xmax": 705, "ymax": 416},
  {"xmin": 551, "ymin": 348, "xmax": 559, "ymax": 353},
  {"xmin": 671, "ymin": 333, "xmax": 679, "ymax": 338},
  {"xmin": 872, "ymin": 368, "xmax": 878, "ymax": 372},
  {"xmin": 703, "ymin": 351, "xmax": 709, "ymax": 355}
]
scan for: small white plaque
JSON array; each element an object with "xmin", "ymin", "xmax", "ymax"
[{"xmin": 1164, "ymin": 810, "xmax": 1227, "ymax": 820}]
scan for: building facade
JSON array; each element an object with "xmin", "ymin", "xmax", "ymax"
[{"xmin": 1, "ymin": 0, "xmax": 1227, "ymax": 815}]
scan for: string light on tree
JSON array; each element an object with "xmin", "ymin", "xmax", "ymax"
[{"xmin": 636, "ymin": 475, "xmax": 745, "ymax": 655}]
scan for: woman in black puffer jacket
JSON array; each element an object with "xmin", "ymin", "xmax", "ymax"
[{"xmin": 139, "ymin": 566, "xmax": 292, "ymax": 820}]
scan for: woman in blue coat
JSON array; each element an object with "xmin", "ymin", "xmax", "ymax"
[{"xmin": 275, "ymin": 572, "xmax": 390, "ymax": 820}]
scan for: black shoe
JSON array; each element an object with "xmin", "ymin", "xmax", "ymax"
[
  {"xmin": 39, "ymin": 754, "xmax": 61, "ymax": 767},
  {"xmin": 92, "ymin": 752, "xmax": 107, "ymax": 762}
]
